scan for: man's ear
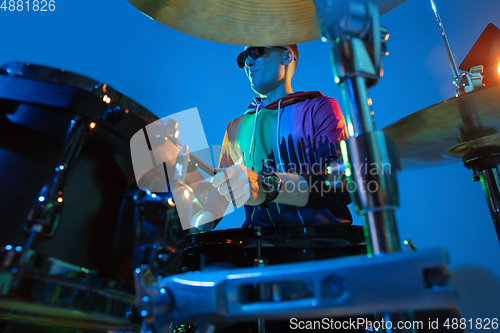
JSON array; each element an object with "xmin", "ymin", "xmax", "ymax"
[{"xmin": 283, "ymin": 49, "xmax": 294, "ymax": 66}]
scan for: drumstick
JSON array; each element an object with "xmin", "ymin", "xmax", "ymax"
[
  {"xmin": 188, "ymin": 152, "xmax": 217, "ymax": 176},
  {"xmin": 189, "ymin": 152, "xmax": 269, "ymax": 208}
]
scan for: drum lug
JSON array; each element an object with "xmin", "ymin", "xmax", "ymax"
[{"xmin": 253, "ymin": 258, "xmax": 268, "ymax": 268}]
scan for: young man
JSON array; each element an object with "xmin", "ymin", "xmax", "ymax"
[{"xmin": 194, "ymin": 44, "xmax": 352, "ymax": 230}]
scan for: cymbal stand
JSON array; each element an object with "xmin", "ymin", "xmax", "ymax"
[
  {"xmin": 313, "ymin": 1, "xmax": 414, "ymax": 331},
  {"xmin": 429, "ymin": 0, "xmax": 500, "ymax": 242}
]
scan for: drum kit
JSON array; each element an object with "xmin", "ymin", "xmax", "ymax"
[{"xmin": 0, "ymin": 0, "xmax": 499, "ymax": 332}]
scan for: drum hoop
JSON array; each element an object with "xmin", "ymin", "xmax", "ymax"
[{"xmin": 184, "ymin": 225, "xmax": 365, "ymax": 254}]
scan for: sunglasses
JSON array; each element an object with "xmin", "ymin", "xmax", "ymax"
[{"xmin": 236, "ymin": 46, "xmax": 288, "ymax": 69}]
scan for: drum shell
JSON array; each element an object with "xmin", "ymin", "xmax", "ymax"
[{"xmin": 0, "ymin": 99, "xmax": 131, "ymax": 278}]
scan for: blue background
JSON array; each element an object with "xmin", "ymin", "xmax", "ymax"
[{"xmin": 1, "ymin": 0, "xmax": 500, "ymax": 328}]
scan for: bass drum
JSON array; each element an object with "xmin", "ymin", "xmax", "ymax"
[{"xmin": 0, "ymin": 63, "xmax": 158, "ymax": 331}]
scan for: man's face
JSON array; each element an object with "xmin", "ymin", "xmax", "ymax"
[{"xmin": 242, "ymin": 46, "xmax": 288, "ymax": 96}]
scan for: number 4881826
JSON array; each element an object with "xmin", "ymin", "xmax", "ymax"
[{"xmin": 1, "ymin": 0, "xmax": 56, "ymax": 11}]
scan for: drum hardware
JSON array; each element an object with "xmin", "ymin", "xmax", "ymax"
[
  {"xmin": 252, "ymin": 227, "xmax": 266, "ymax": 333},
  {"xmin": 120, "ymin": 189, "xmax": 187, "ymax": 278},
  {"xmin": 0, "ymin": 245, "xmax": 138, "ymax": 331},
  {"xmin": 252, "ymin": 227, "xmax": 267, "ymax": 268},
  {"xmin": 463, "ymin": 148, "xmax": 500, "ymax": 241},
  {"xmin": 429, "ymin": 0, "xmax": 476, "ymax": 95},
  {"xmin": 133, "ymin": 248, "xmax": 453, "ymax": 327},
  {"xmin": 314, "ymin": 0, "xmax": 420, "ymax": 327},
  {"xmin": 384, "ymin": 4, "xmax": 500, "ymax": 243},
  {"xmin": 24, "ymin": 115, "xmax": 91, "ymax": 249},
  {"xmin": 469, "ymin": 65, "xmax": 485, "ymax": 89},
  {"xmin": 181, "ymin": 226, "xmax": 366, "ymax": 331},
  {"xmin": 432, "ymin": 0, "xmax": 500, "ymax": 241}
]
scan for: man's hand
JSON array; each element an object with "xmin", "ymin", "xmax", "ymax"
[{"xmin": 213, "ymin": 164, "xmax": 266, "ymax": 207}]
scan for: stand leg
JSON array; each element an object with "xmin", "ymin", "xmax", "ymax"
[
  {"xmin": 478, "ymin": 167, "xmax": 500, "ymax": 241},
  {"xmin": 257, "ymin": 319, "xmax": 265, "ymax": 333},
  {"xmin": 364, "ymin": 210, "xmax": 402, "ymax": 254}
]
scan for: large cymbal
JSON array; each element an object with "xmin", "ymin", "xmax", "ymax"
[
  {"xmin": 383, "ymin": 85, "xmax": 500, "ymax": 169},
  {"xmin": 126, "ymin": 0, "xmax": 407, "ymax": 46}
]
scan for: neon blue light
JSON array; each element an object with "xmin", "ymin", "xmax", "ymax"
[
  {"xmin": 160, "ymin": 288, "xmax": 166, "ymax": 294},
  {"xmin": 141, "ymin": 310, "xmax": 148, "ymax": 317},
  {"xmin": 5, "ymin": 245, "xmax": 12, "ymax": 250},
  {"xmin": 38, "ymin": 196, "xmax": 45, "ymax": 202},
  {"xmin": 172, "ymin": 277, "xmax": 215, "ymax": 287},
  {"xmin": 11, "ymin": 268, "xmax": 17, "ymax": 273},
  {"xmin": 142, "ymin": 296, "xmax": 149, "ymax": 303},
  {"xmin": 151, "ymin": 193, "xmax": 157, "ymax": 198},
  {"xmin": 15, "ymin": 246, "xmax": 22, "ymax": 251},
  {"xmin": 135, "ymin": 268, "xmax": 141, "ymax": 274}
]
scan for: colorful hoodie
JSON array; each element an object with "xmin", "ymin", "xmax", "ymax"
[{"xmin": 206, "ymin": 91, "xmax": 352, "ymax": 227}]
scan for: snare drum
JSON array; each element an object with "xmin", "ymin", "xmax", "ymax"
[
  {"xmin": 0, "ymin": 63, "xmax": 158, "ymax": 330},
  {"xmin": 183, "ymin": 225, "xmax": 366, "ymax": 272}
]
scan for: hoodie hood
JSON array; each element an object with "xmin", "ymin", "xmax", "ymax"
[{"xmin": 244, "ymin": 91, "xmax": 325, "ymax": 114}]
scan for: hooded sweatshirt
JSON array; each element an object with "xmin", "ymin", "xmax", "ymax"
[{"xmin": 206, "ymin": 91, "xmax": 352, "ymax": 227}]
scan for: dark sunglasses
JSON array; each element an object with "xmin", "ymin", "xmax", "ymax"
[{"xmin": 236, "ymin": 46, "xmax": 288, "ymax": 69}]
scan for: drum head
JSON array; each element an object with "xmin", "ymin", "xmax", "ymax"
[{"xmin": 183, "ymin": 225, "xmax": 367, "ymax": 271}]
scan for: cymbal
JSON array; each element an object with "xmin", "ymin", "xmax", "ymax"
[
  {"xmin": 383, "ymin": 85, "xmax": 500, "ymax": 169},
  {"xmin": 126, "ymin": 0, "xmax": 407, "ymax": 46}
]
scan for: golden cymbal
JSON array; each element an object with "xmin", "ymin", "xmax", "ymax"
[
  {"xmin": 126, "ymin": 0, "xmax": 407, "ymax": 46},
  {"xmin": 383, "ymin": 85, "xmax": 500, "ymax": 169}
]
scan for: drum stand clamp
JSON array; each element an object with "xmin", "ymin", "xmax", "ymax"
[{"xmin": 133, "ymin": 249, "xmax": 454, "ymax": 332}]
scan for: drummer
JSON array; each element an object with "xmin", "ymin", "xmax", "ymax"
[
  {"xmin": 189, "ymin": 44, "xmax": 465, "ymax": 333},
  {"xmin": 192, "ymin": 44, "xmax": 352, "ymax": 230}
]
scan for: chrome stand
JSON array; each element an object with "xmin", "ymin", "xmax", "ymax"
[
  {"xmin": 464, "ymin": 149, "xmax": 500, "ymax": 241},
  {"xmin": 314, "ymin": 1, "xmax": 414, "ymax": 331},
  {"xmin": 478, "ymin": 167, "xmax": 500, "ymax": 240}
]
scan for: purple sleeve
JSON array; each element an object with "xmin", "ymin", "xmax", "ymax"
[{"xmin": 300, "ymin": 97, "xmax": 352, "ymax": 209}]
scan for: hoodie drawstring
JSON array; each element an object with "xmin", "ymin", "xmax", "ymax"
[
  {"xmin": 276, "ymin": 99, "xmax": 285, "ymax": 173},
  {"xmin": 248, "ymin": 102, "xmax": 261, "ymax": 165},
  {"xmin": 276, "ymin": 99, "xmax": 283, "ymax": 215}
]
